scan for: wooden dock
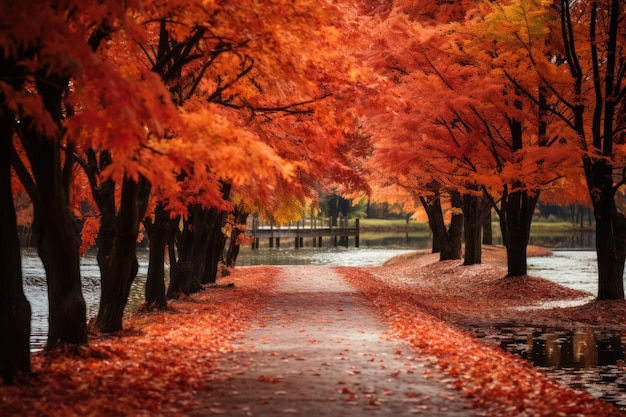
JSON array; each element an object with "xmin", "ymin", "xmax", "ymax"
[{"xmin": 250, "ymin": 217, "xmax": 359, "ymax": 249}]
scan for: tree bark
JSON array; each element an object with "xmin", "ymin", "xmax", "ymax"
[
  {"xmin": 586, "ymin": 158, "xmax": 625, "ymax": 299},
  {"xmin": 17, "ymin": 73, "xmax": 87, "ymax": 349},
  {"xmin": 201, "ymin": 183, "xmax": 231, "ymax": 284},
  {"xmin": 558, "ymin": 0, "xmax": 624, "ymax": 299},
  {"xmin": 462, "ymin": 193, "xmax": 482, "ymax": 265},
  {"xmin": 482, "ymin": 208, "xmax": 492, "ymax": 245},
  {"xmin": 226, "ymin": 208, "xmax": 249, "ymax": 267},
  {"xmin": 202, "ymin": 210, "xmax": 228, "ymax": 284},
  {"xmin": 168, "ymin": 207, "xmax": 203, "ymax": 297},
  {"xmin": 0, "ymin": 119, "xmax": 31, "ymax": 384},
  {"xmin": 143, "ymin": 203, "xmax": 170, "ymax": 309},
  {"xmin": 498, "ymin": 186, "xmax": 538, "ymax": 277},
  {"xmin": 95, "ymin": 176, "xmax": 151, "ymax": 333},
  {"xmin": 420, "ymin": 193, "xmax": 462, "ymax": 261}
]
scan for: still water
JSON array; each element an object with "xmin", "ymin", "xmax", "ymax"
[{"xmin": 22, "ymin": 248, "xmax": 149, "ymax": 351}]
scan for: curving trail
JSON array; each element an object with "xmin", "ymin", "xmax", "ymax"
[{"xmin": 194, "ymin": 266, "xmax": 473, "ymax": 416}]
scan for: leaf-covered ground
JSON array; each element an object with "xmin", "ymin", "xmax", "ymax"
[
  {"xmin": 0, "ymin": 266, "xmax": 276, "ymax": 417},
  {"xmin": 353, "ymin": 246, "xmax": 626, "ymax": 330},
  {"xmin": 2, "ymin": 248, "xmax": 625, "ymax": 416},
  {"xmin": 336, "ymin": 245, "xmax": 626, "ymax": 416}
]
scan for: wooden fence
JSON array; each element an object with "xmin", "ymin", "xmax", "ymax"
[{"xmin": 250, "ymin": 217, "xmax": 359, "ymax": 249}]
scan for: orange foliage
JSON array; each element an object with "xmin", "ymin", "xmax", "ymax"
[{"xmin": 354, "ymin": 0, "xmax": 587, "ymax": 211}]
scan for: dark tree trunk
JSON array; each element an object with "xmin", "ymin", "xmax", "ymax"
[
  {"xmin": 95, "ymin": 176, "xmax": 151, "ymax": 333},
  {"xmin": 201, "ymin": 183, "xmax": 232, "ymax": 284},
  {"xmin": 482, "ymin": 209, "xmax": 493, "ymax": 245},
  {"xmin": 444, "ymin": 194, "xmax": 464, "ymax": 261},
  {"xmin": 328, "ymin": 195, "xmax": 349, "ymax": 226},
  {"xmin": 168, "ymin": 208, "xmax": 202, "ymax": 297},
  {"xmin": 226, "ymin": 209, "xmax": 249, "ymax": 267},
  {"xmin": 0, "ymin": 119, "xmax": 31, "ymax": 384},
  {"xmin": 586, "ymin": 159, "xmax": 625, "ymax": 300},
  {"xmin": 498, "ymin": 186, "xmax": 538, "ymax": 277},
  {"xmin": 462, "ymin": 193, "xmax": 482, "ymax": 265},
  {"xmin": 202, "ymin": 210, "xmax": 228, "ymax": 284},
  {"xmin": 143, "ymin": 203, "xmax": 170, "ymax": 309},
  {"xmin": 17, "ymin": 73, "xmax": 87, "ymax": 349},
  {"xmin": 185, "ymin": 206, "xmax": 211, "ymax": 293},
  {"xmin": 420, "ymin": 194, "xmax": 462, "ymax": 261}
]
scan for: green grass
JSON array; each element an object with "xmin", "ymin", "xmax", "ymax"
[{"xmin": 352, "ymin": 217, "xmax": 590, "ymax": 233}]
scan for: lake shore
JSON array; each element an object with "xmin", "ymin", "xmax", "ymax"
[
  {"xmin": 336, "ymin": 245, "xmax": 626, "ymax": 414},
  {"xmin": 360, "ymin": 245, "xmax": 626, "ymax": 331}
]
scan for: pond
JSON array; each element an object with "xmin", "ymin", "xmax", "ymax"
[
  {"xmin": 22, "ymin": 248, "xmax": 149, "ymax": 351},
  {"xmin": 486, "ymin": 249, "xmax": 626, "ymax": 410}
]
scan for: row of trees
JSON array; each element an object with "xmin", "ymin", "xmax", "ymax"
[
  {"xmin": 0, "ymin": 0, "xmax": 370, "ymax": 384},
  {"xmin": 1, "ymin": 0, "xmax": 624, "ymax": 389},
  {"xmin": 357, "ymin": 0, "xmax": 625, "ymax": 296}
]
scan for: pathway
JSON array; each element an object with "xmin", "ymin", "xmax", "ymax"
[{"xmin": 194, "ymin": 266, "xmax": 475, "ymax": 416}]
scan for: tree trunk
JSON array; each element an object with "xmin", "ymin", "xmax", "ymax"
[
  {"xmin": 482, "ymin": 209, "xmax": 492, "ymax": 245},
  {"xmin": 143, "ymin": 203, "xmax": 170, "ymax": 309},
  {"xmin": 202, "ymin": 210, "xmax": 228, "ymax": 284},
  {"xmin": 226, "ymin": 209, "xmax": 249, "ymax": 267},
  {"xmin": 168, "ymin": 208, "xmax": 203, "ymax": 297},
  {"xmin": 463, "ymin": 193, "xmax": 482, "ymax": 265},
  {"xmin": 18, "ymin": 73, "xmax": 87, "ymax": 349},
  {"xmin": 499, "ymin": 186, "xmax": 538, "ymax": 277},
  {"xmin": 188, "ymin": 207, "xmax": 214, "ymax": 289},
  {"xmin": 328, "ymin": 195, "xmax": 349, "ymax": 226},
  {"xmin": 0, "ymin": 120, "xmax": 31, "ymax": 384},
  {"xmin": 95, "ymin": 176, "xmax": 150, "ymax": 333},
  {"xmin": 587, "ymin": 159, "xmax": 625, "ymax": 300},
  {"xmin": 201, "ymin": 183, "xmax": 232, "ymax": 284},
  {"xmin": 420, "ymin": 194, "xmax": 462, "ymax": 261},
  {"xmin": 444, "ymin": 194, "xmax": 464, "ymax": 261}
]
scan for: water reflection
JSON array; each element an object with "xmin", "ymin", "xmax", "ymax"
[
  {"xmin": 475, "ymin": 325, "xmax": 626, "ymax": 410},
  {"xmin": 22, "ymin": 248, "xmax": 148, "ymax": 352},
  {"xmin": 495, "ymin": 326, "xmax": 624, "ymax": 368}
]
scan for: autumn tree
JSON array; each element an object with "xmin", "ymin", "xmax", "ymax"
[
  {"xmin": 359, "ymin": 0, "xmax": 580, "ymax": 274},
  {"xmin": 555, "ymin": 0, "xmax": 625, "ymax": 299},
  {"xmin": 490, "ymin": 0, "xmax": 625, "ymax": 297},
  {"xmin": 0, "ymin": 54, "xmax": 31, "ymax": 384},
  {"xmin": 2, "ymin": 2, "xmax": 112, "ymax": 350}
]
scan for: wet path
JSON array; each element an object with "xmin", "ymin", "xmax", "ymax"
[{"xmin": 194, "ymin": 266, "xmax": 474, "ymax": 416}]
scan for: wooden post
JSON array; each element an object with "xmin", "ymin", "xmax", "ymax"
[
  {"xmin": 276, "ymin": 237, "xmax": 280, "ymax": 248},
  {"xmin": 269, "ymin": 224, "xmax": 274, "ymax": 248},
  {"xmin": 251, "ymin": 214, "xmax": 257, "ymax": 249},
  {"xmin": 295, "ymin": 221, "xmax": 300, "ymax": 249},
  {"xmin": 355, "ymin": 218, "xmax": 360, "ymax": 248}
]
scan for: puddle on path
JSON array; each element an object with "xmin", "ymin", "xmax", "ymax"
[{"xmin": 471, "ymin": 324, "xmax": 626, "ymax": 411}]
